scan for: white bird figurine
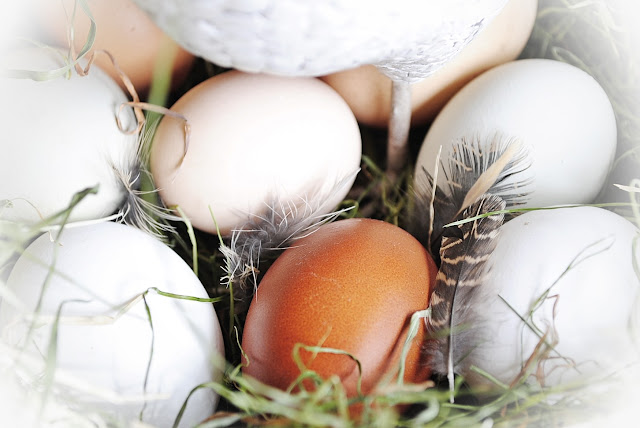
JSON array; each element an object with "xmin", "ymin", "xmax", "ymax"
[{"xmin": 131, "ymin": 0, "xmax": 508, "ymax": 177}]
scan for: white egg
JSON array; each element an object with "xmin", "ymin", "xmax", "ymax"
[
  {"xmin": 0, "ymin": 222, "xmax": 224, "ymax": 428},
  {"xmin": 0, "ymin": 345, "xmax": 36, "ymax": 427},
  {"xmin": 0, "ymin": 46, "xmax": 138, "ymax": 225},
  {"xmin": 461, "ymin": 207, "xmax": 640, "ymax": 389},
  {"xmin": 0, "ymin": 341, "xmax": 105, "ymax": 427},
  {"xmin": 415, "ymin": 59, "xmax": 617, "ymax": 208},
  {"xmin": 150, "ymin": 70, "xmax": 362, "ymax": 235}
]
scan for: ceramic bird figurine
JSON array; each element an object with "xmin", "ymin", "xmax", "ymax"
[{"xmin": 130, "ymin": 0, "xmax": 508, "ymax": 176}]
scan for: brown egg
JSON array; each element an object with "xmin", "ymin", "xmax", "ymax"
[
  {"xmin": 319, "ymin": 0, "xmax": 538, "ymax": 127},
  {"xmin": 241, "ymin": 218, "xmax": 436, "ymax": 400},
  {"xmin": 38, "ymin": 0, "xmax": 195, "ymax": 95}
]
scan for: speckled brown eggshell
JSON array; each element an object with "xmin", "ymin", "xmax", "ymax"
[{"xmin": 241, "ymin": 218, "xmax": 436, "ymax": 397}]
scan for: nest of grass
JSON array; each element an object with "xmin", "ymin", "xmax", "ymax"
[
  {"xmin": 154, "ymin": 1, "xmax": 639, "ymax": 426},
  {"xmin": 2, "ymin": 0, "xmax": 639, "ymax": 427}
]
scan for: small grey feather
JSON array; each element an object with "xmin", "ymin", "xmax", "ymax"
[
  {"xmin": 111, "ymin": 117, "xmax": 183, "ymax": 240},
  {"xmin": 220, "ymin": 171, "xmax": 358, "ymax": 292},
  {"xmin": 115, "ymin": 166, "xmax": 182, "ymax": 239}
]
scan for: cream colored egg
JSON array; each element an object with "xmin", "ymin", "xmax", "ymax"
[
  {"xmin": 38, "ymin": 0, "xmax": 195, "ymax": 94},
  {"xmin": 0, "ymin": 222, "xmax": 224, "ymax": 428},
  {"xmin": 319, "ymin": 0, "xmax": 538, "ymax": 127},
  {"xmin": 415, "ymin": 59, "xmax": 617, "ymax": 208},
  {"xmin": 150, "ymin": 70, "xmax": 362, "ymax": 235},
  {"xmin": 0, "ymin": 46, "xmax": 138, "ymax": 225}
]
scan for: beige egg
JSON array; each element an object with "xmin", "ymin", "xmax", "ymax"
[
  {"xmin": 38, "ymin": 0, "xmax": 195, "ymax": 95},
  {"xmin": 150, "ymin": 70, "xmax": 362, "ymax": 236},
  {"xmin": 319, "ymin": 0, "xmax": 538, "ymax": 127}
]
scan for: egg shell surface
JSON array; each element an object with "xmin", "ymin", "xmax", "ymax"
[
  {"xmin": 460, "ymin": 207, "xmax": 640, "ymax": 389},
  {"xmin": 0, "ymin": 222, "xmax": 224, "ymax": 428},
  {"xmin": 320, "ymin": 0, "xmax": 538, "ymax": 127},
  {"xmin": 0, "ymin": 46, "xmax": 137, "ymax": 224},
  {"xmin": 415, "ymin": 59, "xmax": 617, "ymax": 208},
  {"xmin": 0, "ymin": 339, "xmax": 117, "ymax": 427},
  {"xmin": 241, "ymin": 218, "xmax": 436, "ymax": 397},
  {"xmin": 38, "ymin": 0, "xmax": 195, "ymax": 93},
  {"xmin": 150, "ymin": 70, "xmax": 362, "ymax": 235}
]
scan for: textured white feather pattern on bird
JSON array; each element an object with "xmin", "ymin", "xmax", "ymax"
[{"xmin": 131, "ymin": 0, "xmax": 508, "ymax": 80}]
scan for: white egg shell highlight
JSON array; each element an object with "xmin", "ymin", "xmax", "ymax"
[
  {"xmin": 150, "ymin": 70, "xmax": 362, "ymax": 235},
  {"xmin": 462, "ymin": 207, "xmax": 640, "ymax": 388},
  {"xmin": 415, "ymin": 59, "xmax": 617, "ymax": 208},
  {"xmin": 0, "ymin": 46, "xmax": 137, "ymax": 224},
  {"xmin": 0, "ymin": 222, "xmax": 224, "ymax": 428}
]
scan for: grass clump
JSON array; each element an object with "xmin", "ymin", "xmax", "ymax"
[
  {"xmin": 192, "ymin": 1, "xmax": 640, "ymax": 426},
  {"xmin": 2, "ymin": 0, "xmax": 639, "ymax": 427}
]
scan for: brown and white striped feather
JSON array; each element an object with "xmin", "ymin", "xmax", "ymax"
[
  {"xmin": 426, "ymin": 193, "xmax": 506, "ymax": 400},
  {"xmin": 410, "ymin": 134, "xmax": 531, "ymax": 261}
]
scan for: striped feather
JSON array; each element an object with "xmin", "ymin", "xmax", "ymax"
[
  {"xmin": 409, "ymin": 134, "xmax": 532, "ymax": 401},
  {"xmin": 427, "ymin": 193, "xmax": 506, "ymax": 401},
  {"xmin": 410, "ymin": 133, "xmax": 531, "ymax": 261}
]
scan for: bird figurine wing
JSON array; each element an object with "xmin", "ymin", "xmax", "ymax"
[{"xmin": 131, "ymin": 0, "xmax": 507, "ymax": 80}]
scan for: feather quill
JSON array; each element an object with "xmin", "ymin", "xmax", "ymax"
[
  {"xmin": 427, "ymin": 194, "xmax": 506, "ymax": 402},
  {"xmin": 456, "ymin": 141, "xmax": 522, "ymax": 217}
]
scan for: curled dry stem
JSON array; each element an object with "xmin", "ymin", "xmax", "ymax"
[{"xmin": 67, "ymin": 44, "xmax": 192, "ymax": 163}]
